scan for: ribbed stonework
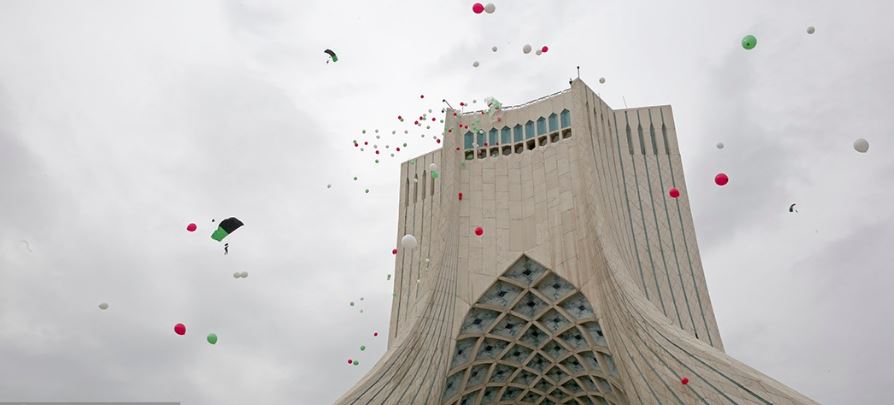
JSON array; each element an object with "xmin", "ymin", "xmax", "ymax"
[{"xmin": 336, "ymin": 80, "xmax": 817, "ymax": 405}]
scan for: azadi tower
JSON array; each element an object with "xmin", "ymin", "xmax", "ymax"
[{"xmin": 337, "ymin": 79, "xmax": 817, "ymax": 405}]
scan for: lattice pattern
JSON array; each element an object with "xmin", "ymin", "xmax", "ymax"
[{"xmin": 442, "ymin": 256, "xmax": 628, "ymax": 405}]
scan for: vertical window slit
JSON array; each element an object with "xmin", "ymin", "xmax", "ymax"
[
  {"xmin": 662, "ymin": 124, "xmax": 671, "ymax": 155},
  {"xmin": 625, "ymin": 125, "xmax": 634, "ymax": 155},
  {"xmin": 637, "ymin": 124, "xmax": 646, "ymax": 155},
  {"xmin": 649, "ymin": 124, "xmax": 658, "ymax": 155}
]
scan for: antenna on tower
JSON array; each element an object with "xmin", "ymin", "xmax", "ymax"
[
  {"xmin": 442, "ymin": 99, "xmax": 455, "ymax": 110},
  {"xmin": 622, "ymin": 96, "xmax": 628, "ymax": 109},
  {"xmin": 576, "ymin": 66, "xmax": 580, "ymax": 79}
]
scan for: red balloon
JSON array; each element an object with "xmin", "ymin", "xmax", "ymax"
[
  {"xmin": 375, "ymin": 150, "xmax": 380, "ymax": 154},
  {"xmin": 541, "ymin": 46, "xmax": 549, "ymax": 52},
  {"xmin": 392, "ymin": 248, "xmax": 398, "ymax": 255},
  {"xmin": 472, "ymin": 3, "xmax": 484, "ymax": 13},
  {"xmin": 348, "ymin": 359, "xmax": 353, "ymax": 364},
  {"xmin": 396, "ymin": 147, "xmax": 401, "ymax": 152},
  {"xmin": 373, "ymin": 332, "xmax": 379, "ymax": 337},
  {"xmin": 174, "ymin": 323, "xmax": 186, "ymax": 336},
  {"xmin": 668, "ymin": 188, "xmax": 680, "ymax": 198},
  {"xmin": 186, "ymin": 223, "xmax": 197, "ymax": 232},
  {"xmin": 681, "ymin": 377, "xmax": 689, "ymax": 385},
  {"xmin": 364, "ymin": 141, "xmax": 368, "ymax": 145},
  {"xmin": 714, "ymin": 173, "xmax": 729, "ymax": 186},
  {"xmin": 436, "ymin": 139, "xmax": 441, "ymax": 144},
  {"xmin": 458, "ymin": 192, "xmax": 463, "ymax": 200},
  {"xmin": 474, "ymin": 226, "xmax": 484, "ymax": 236},
  {"xmin": 420, "ymin": 94, "xmax": 424, "ymax": 99}
]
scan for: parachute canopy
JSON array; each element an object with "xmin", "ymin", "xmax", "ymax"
[
  {"xmin": 211, "ymin": 217, "xmax": 243, "ymax": 242},
  {"xmin": 324, "ymin": 49, "xmax": 338, "ymax": 62}
]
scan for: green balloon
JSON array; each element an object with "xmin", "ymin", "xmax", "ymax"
[
  {"xmin": 360, "ymin": 345, "xmax": 366, "ymax": 351},
  {"xmin": 431, "ymin": 170, "xmax": 439, "ymax": 179},
  {"xmin": 741, "ymin": 34, "xmax": 757, "ymax": 50},
  {"xmin": 354, "ymin": 361, "xmax": 359, "ymax": 366},
  {"xmin": 207, "ymin": 333, "xmax": 218, "ymax": 345}
]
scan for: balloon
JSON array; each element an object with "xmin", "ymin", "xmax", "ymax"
[
  {"xmin": 458, "ymin": 192, "xmax": 463, "ymax": 200},
  {"xmin": 323, "ymin": 49, "xmax": 338, "ymax": 63},
  {"xmin": 741, "ymin": 34, "xmax": 757, "ymax": 50},
  {"xmin": 207, "ymin": 333, "xmax": 218, "ymax": 345},
  {"xmin": 429, "ymin": 163, "xmax": 439, "ymax": 172},
  {"xmin": 348, "ymin": 359, "xmax": 353, "ymax": 364},
  {"xmin": 473, "ymin": 61, "xmax": 479, "ymax": 68},
  {"xmin": 716, "ymin": 142, "xmax": 724, "ymax": 149},
  {"xmin": 186, "ymin": 223, "xmax": 197, "ymax": 232},
  {"xmin": 472, "ymin": 3, "xmax": 484, "ymax": 13},
  {"xmin": 474, "ymin": 226, "xmax": 484, "ymax": 236},
  {"xmin": 354, "ymin": 361, "xmax": 359, "ymax": 366},
  {"xmin": 681, "ymin": 377, "xmax": 689, "ymax": 385},
  {"xmin": 98, "ymin": 303, "xmax": 109, "ymax": 310},
  {"xmin": 484, "ymin": 3, "xmax": 495, "ymax": 13},
  {"xmin": 541, "ymin": 46, "xmax": 549, "ymax": 53},
  {"xmin": 392, "ymin": 248, "xmax": 398, "ymax": 255},
  {"xmin": 401, "ymin": 234, "xmax": 418, "ymax": 249},
  {"xmin": 535, "ymin": 49, "xmax": 542, "ymax": 56},
  {"xmin": 599, "ymin": 77, "xmax": 606, "ymax": 84},
  {"xmin": 431, "ymin": 170, "xmax": 439, "ymax": 179},
  {"xmin": 211, "ymin": 217, "xmax": 243, "ymax": 242},
  {"xmin": 523, "ymin": 44, "xmax": 532, "ymax": 54},
  {"xmin": 853, "ymin": 138, "xmax": 869, "ymax": 153},
  {"xmin": 492, "ymin": 46, "xmax": 498, "ymax": 52},
  {"xmin": 374, "ymin": 332, "xmax": 379, "ymax": 337},
  {"xmin": 714, "ymin": 173, "xmax": 729, "ymax": 186},
  {"xmin": 327, "ymin": 184, "xmax": 331, "ymax": 188},
  {"xmin": 668, "ymin": 188, "xmax": 680, "ymax": 198},
  {"xmin": 360, "ymin": 345, "xmax": 366, "ymax": 351},
  {"xmin": 807, "ymin": 26, "xmax": 815, "ymax": 34},
  {"xmin": 233, "ymin": 272, "xmax": 241, "ymax": 279},
  {"xmin": 174, "ymin": 323, "xmax": 186, "ymax": 336},
  {"xmin": 240, "ymin": 271, "xmax": 248, "ymax": 278}
]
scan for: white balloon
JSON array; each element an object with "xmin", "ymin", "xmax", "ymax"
[
  {"xmin": 98, "ymin": 303, "xmax": 109, "ymax": 310},
  {"xmin": 716, "ymin": 142, "xmax": 724, "ymax": 149},
  {"xmin": 401, "ymin": 234, "xmax": 419, "ymax": 249},
  {"xmin": 807, "ymin": 26, "xmax": 815, "ymax": 34},
  {"xmin": 599, "ymin": 77, "xmax": 606, "ymax": 84},
  {"xmin": 853, "ymin": 138, "xmax": 869, "ymax": 153},
  {"xmin": 523, "ymin": 44, "xmax": 532, "ymax": 54},
  {"xmin": 240, "ymin": 271, "xmax": 248, "ymax": 278},
  {"xmin": 491, "ymin": 46, "xmax": 498, "ymax": 52},
  {"xmin": 233, "ymin": 272, "xmax": 241, "ymax": 279},
  {"xmin": 429, "ymin": 163, "xmax": 439, "ymax": 172},
  {"xmin": 535, "ymin": 50, "xmax": 542, "ymax": 56},
  {"xmin": 472, "ymin": 61, "xmax": 479, "ymax": 68},
  {"xmin": 484, "ymin": 3, "xmax": 495, "ymax": 13}
]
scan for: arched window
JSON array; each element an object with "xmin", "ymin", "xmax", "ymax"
[
  {"xmin": 464, "ymin": 131, "xmax": 473, "ymax": 149},
  {"xmin": 548, "ymin": 113, "xmax": 558, "ymax": 132},
  {"xmin": 525, "ymin": 121, "xmax": 535, "ymax": 139},
  {"xmin": 536, "ymin": 117, "xmax": 547, "ymax": 135},
  {"xmin": 489, "ymin": 128, "xmax": 498, "ymax": 146},
  {"xmin": 514, "ymin": 125, "xmax": 524, "ymax": 143},
  {"xmin": 501, "ymin": 127, "xmax": 511, "ymax": 145},
  {"xmin": 560, "ymin": 109, "xmax": 571, "ymax": 128}
]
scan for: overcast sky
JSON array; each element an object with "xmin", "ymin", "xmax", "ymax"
[{"xmin": 1, "ymin": 0, "xmax": 892, "ymax": 404}]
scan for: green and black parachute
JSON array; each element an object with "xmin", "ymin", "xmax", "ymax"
[{"xmin": 211, "ymin": 217, "xmax": 244, "ymax": 242}]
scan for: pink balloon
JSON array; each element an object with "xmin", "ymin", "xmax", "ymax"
[
  {"xmin": 186, "ymin": 223, "xmax": 197, "ymax": 232},
  {"xmin": 472, "ymin": 3, "xmax": 484, "ymax": 13},
  {"xmin": 714, "ymin": 173, "xmax": 729, "ymax": 186},
  {"xmin": 668, "ymin": 188, "xmax": 680, "ymax": 198},
  {"xmin": 174, "ymin": 323, "xmax": 186, "ymax": 336},
  {"xmin": 474, "ymin": 226, "xmax": 484, "ymax": 237}
]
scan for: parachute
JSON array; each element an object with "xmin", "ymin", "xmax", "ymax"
[
  {"xmin": 211, "ymin": 217, "xmax": 243, "ymax": 242},
  {"xmin": 789, "ymin": 204, "xmax": 798, "ymax": 213},
  {"xmin": 324, "ymin": 49, "xmax": 338, "ymax": 63}
]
